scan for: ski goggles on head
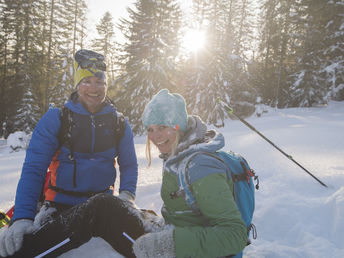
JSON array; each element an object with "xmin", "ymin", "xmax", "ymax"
[
  {"xmin": 74, "ymin": 49, "xmax": 107, "ymax": 88},
  {"xmin": 77, "ymin": 59, "xmax": 106, "ymax": 71},
  {"xmin": 74, "ymin": 49, "xmax": 106, "ymax": 71}
]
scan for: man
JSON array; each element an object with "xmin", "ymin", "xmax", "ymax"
[{"xmin": 0, "ymin": 49, "xmax": 138, "ymax": 257}]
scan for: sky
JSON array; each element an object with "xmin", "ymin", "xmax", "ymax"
[
  {"xmin": 1, "ymin": 101, "xmax": 344, "ymax": 257},
  {"xmin": 85, "ymin": 0, "xmax": 136, "ymax": 43},
  {"xmin": 84, "ymin": 0, "xmax": 193, "ymax": 45}
]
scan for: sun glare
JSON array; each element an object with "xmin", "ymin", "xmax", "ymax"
[{"xmin": 182, "ymin": 29, "xmax": 206, "ymax": 53}]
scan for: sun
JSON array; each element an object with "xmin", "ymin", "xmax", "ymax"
[{"xmin": 181, "ymin": 29, "xmax": 206, "ymax": 53}]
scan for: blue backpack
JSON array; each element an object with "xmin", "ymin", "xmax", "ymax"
[{"xmin": 177, "ymin": 150, "xmax": 259, "ymax": 247}]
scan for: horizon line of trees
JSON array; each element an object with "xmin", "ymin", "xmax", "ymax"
[{"xmin": 0, "ymin": 0, "xmax": 343, "ymax": 137}]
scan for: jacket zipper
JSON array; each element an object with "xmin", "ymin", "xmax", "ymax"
[
  {"xmin": 91, "ymin": 115, "xmax": 96, "ymax": 153},
  {"xmin": 72, "ymin": 114, "xmax": 96, "ymax": 188}
]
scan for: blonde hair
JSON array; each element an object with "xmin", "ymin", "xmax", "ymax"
[{"xmin": 146, "ymin": 131, "xmax": 181, "ymax": 167}]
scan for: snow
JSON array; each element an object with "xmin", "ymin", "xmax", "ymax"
[
  {"xmin": 5, "ymin": 132, "xmax": 31, "ymax": 152},
  {"xmin": 1, "ymin": 101, "xmax": 344, "ymax": 257}
]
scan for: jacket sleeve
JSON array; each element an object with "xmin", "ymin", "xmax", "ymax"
[
  {"xmin": 12, "ymin": 108, "xmax": 61, "ymax": 222},
  {"xmin": 117, "ymin": 119, "xmax": 138, "ymax": 196},
  {"xmin": 174, "ymin": 155, "xmax": 248, "ymax": 258}
]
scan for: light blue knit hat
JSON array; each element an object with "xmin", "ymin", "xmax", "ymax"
[{"xmin": 142, "ymin": 89, "xmax": 188, "ymax": 132}]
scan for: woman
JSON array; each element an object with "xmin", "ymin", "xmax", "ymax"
[{"xmin": 132, "ymin": 89, "xmax": 248, "ymax": 258}]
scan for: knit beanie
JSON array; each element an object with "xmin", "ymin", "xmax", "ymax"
[
  {"xmin": 142, "ymin": 89, "xmax": 188, "ymax": 132},
  {"xmin": 74, "ymin": 49, "xmax": 106, "ymax": 88}
]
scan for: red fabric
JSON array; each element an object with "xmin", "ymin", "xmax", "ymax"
[
  {"xmin": 44, "ymin": 151, "xmax": 60, "ymax": 201},
  {"xmin": 6, "ymin": 205, "xmax": 14, "ymax": 218}
]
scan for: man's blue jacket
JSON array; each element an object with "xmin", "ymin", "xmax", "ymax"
[{"xmin": 12, "ymin": 98, "xmax": 138, "ymax": 221}]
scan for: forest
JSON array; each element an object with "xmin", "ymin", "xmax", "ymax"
[{"xmin": 0, "ymin": 0, "xmax": 343, "ymax": 136}]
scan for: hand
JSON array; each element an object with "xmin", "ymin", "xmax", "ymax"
[
  {"xmin": 140, "ymin": 209, "xmax": 165, "ymax": 233},
  {"xmin": 118, "ymin": 190, "xmax": 136, "ymax": 205},
  {"xmin": 132, "ymin": 228, "xmax": 175, "ymax": 258},
  {"xmin": 0, "ymin": 219, "xmax": 35, "ymax": 256}
]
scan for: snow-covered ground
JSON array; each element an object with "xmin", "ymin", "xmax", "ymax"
[{"xmin": 1, "ymin": 101, "xmax": 344, "ymax": 258}]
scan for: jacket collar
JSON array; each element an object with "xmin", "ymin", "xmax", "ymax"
[
  {"xmin": 163, "ymin": 115, "xmax": 225, "ymax": 166},
  {"xmin": 64, "ymin": 91, "xmax": 115, "ymax": 115}
]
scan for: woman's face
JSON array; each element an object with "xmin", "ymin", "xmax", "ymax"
[
  {"xmin": 147, "ymin": 125, "xmax": 177, "ymax": 154},
  {"xmin": 77, "ymin": 76, "xmax": 107, "ymax": 113}
]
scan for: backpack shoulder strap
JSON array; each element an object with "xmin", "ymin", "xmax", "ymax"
[
  {"xmin": 105, "ymin": 97, "xmax": 126, "ymax": 149},
  {"xmin": 113, "ymin": 111, "xmax": 126, "ymax": 149},
  {"xmin": 177, "ymin": 151, "xmax": 231, "ymax": 226},
  {"xmin": 177, "ymin": 151, "xmax": 230, "ymax": 213},
  {"xmin": 57, "ymin": 106, "xmax": 73, "ymax": 149}
]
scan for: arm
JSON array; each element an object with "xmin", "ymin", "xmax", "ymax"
[
  {"xmin": 117, "ymin": 119, "xmax": 138, "ymax": 196},
  {"xmin": 174, "ymin": 157, "xmax": 248, "ymax": 258},
  {"xmin": 12, "ymin": 108, "xmax": 61, "ymax": 221}
]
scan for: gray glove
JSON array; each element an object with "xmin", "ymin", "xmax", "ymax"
[
  {"xmin": 132, "ymin": 228, "xmax": 175, "ymax": 258},
  {"xmin": 0, "ymin": 219, "xmax": 35, "ymax": 256}
]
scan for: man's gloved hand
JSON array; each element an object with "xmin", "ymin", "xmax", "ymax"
[
  {"xmin": 0, "ymin": 219, "xmax": 35, "ymax": 257},
  {"xmin": 132, "ymin": 227, "xmax": 175, "ymax": 258},
  {"xmin": 118, "ymin": 190, "xmax": 135, "ymax": 205}
]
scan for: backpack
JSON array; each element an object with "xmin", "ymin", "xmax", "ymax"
[
  {"xmin": 41, "ymin": 106, "xmax": 126, "ymax": 199},
  {"xmin": 177, "ymin": 150, "xmax": 259, "ymax": 243},
  {"xmin": 58, "ymin": 106, "xmax": 126, "ymax": 151}
]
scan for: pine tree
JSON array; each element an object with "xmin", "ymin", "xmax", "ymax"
[
  {"xmin": 182, "ymin": 0, "xmax": 226, "ymax": 125},
  {"xmin": 13, "ymin": 84, "xmax": 40, "ymax": 133},
  {"xmin": 0, "ymin": 0, "xmax": 87, "ymax": 135},
  {"xmin": 49, "ymin": 50, "xmax": 75, "ymax": 107},
  {"xmin": 38, "ymin": 0, "xmax": 87, "ymax": 109},
  {"xmin": 182, "ymin": 0, "xmax": 256, "ymax": 126},
  {"xmin": 322, "ymin": 1, "xmax": 344, "ymax": 101},
  {"xmin": 258, "ymin": 0, "xmax": 294, "ymax": 106},
  {"xmin": 92, "ymin": 12, "xmax": 115, "ymax": 60},
  {"xmin": 13, "ymin": 0, "xmax": 42, "ymax": 132},
  {"xmin": 70, "ymin": 0, "xmax": 87, "ymax": 54},
  {"xmin": 116, "ymin": 0, "xmax": 182, "ymax": 134},
  {"xmin": 92, "ymin": 11, "xmax": 117, "ymax": 83},
  {"xmin": 49, "ymin": 0, "xmax": 87, "ymax": 107},
  {"xmin": 288, "ymin": 0, "xmax": 328, "ymax": 107},
  {"xmin": 223, "ymin": 0, "xmax": 257, "ymax": 116},
  {"xmin": 0, "ymin": 0, "xmax": 14, "ymax": 136},
  {"xmin": 0, "ymin": 0, "xmax": 32, "ymax": 134}
]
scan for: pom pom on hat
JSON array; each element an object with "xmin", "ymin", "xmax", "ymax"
[{"xmin": 142, "ymin": 89, "xmax": 188, "ymax": 132}]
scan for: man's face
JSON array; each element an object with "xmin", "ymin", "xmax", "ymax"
[{"xmin": 77, "ymin": 76, "xmax": 107, "ymax": 113}]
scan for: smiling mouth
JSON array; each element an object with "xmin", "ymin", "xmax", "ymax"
[
  {"xmin": 87, "ymin": 93, "xmax": 99, "ymax": 97},
  {"xmin": 157, "ymin": 139, "xmax": 169, "ymax": 145}
]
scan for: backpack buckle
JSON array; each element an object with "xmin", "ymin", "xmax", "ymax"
[
  {"xmin": 170, "ymin": 190, "xmax": 185, "ymax": 199},
  {"xmin": 247, "ymin": 169, "xmax": 259, "ymax": 190},
  {"xmin": 68, "ymin": 154, "xmax": 74, "ymax": 161}
]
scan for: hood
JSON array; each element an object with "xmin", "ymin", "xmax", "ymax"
[{"xmin": 163, "ymin": 115, "xmax": 225, "ymax": 168}]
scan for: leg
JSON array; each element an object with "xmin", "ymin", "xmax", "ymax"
[
  {"xmin": 72, "ymin": 193, "xmax": 146, "ymax": 258},
  {"xmin": 8, "ymin": 194, "xmax": 146, "ymax": 258}
]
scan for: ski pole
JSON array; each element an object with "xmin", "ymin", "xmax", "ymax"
[
  {"xmin": 218, "ymin": 99, "xmax": 328, "ymax": 188},
  {"xmin": 33, "ymin": 233, "xmax": 134, "ymax": 257},
  {"xmin": 34, "ymin": 238, "xmax": 71, "ymax": 258},
  {"xmin": 123, "ymin": 232, "xmax": 135, "ymax": 243}
]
